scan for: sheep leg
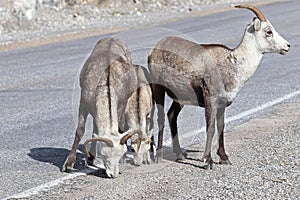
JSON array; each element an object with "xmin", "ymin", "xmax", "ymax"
[
  {"xmin": 217, "ymin": 130, "xmax": 231, "ymax": 164},
  {"xmin": 216, "ymin": 107, "xmax": 231, "ymax": 164},
  {"xmin": 202, "ymin": 98, "xmax": 217, "ymax": 169},
  {"xmin": 149, "ymin": 135, "xmax": 156, "ymax": 160},
  {"xmin": 152, "ymin": 84, "xmax": 165, "ymax": 163},
  {"xmin": 86, "ymin": 119, "xmax": 98, "ymax": 166},
  {"xmin": 118, "ymin": 102, "xmax": 128, "ymax": 133},
  {"xmin": 63, "ymin": 103, "xmax": 88, "ymax": 172},
  {"xmin": 167, "ymin": 101, "xmax": 187, "ymax": 160}
]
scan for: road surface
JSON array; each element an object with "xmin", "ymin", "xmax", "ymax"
[{"xmin": 0, "ymin": 1, "xmax": 299, "ymax": 198}]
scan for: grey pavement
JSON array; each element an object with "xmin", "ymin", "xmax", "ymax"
[{"xmin": 0, "ymin": 1, "xmax": 299, "ymax": 198}]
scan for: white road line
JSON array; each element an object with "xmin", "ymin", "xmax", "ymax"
[
  {"xmin": 4, "ymin": 90, "xmax": 300, "ymax": 199},
  {"xmin": 3, "ymin": 166, "xmax": 99, "ymax": 200},
  {"xmin": 225, "ymin": 90, "xmax": 300, "ymax": 123},
  {"xmin": 164, "ymin": 90, "xmax": 300, "ymax": 146}
]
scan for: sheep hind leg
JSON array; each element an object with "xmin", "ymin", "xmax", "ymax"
[{"xmin": 167, "ymin": 101, "xmax": 187, "ymax": 160}]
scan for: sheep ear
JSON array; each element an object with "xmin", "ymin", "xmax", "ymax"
[{"xmin": 253, "ymin": 17, "xmax": 261, "ymax": 31}]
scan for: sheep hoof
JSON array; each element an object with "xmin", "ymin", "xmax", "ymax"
[
  {"xmin": 219, "ymin": 159, "xmax": 232, "ymax": 165},
  {"xmin": 62, "ymin": 162, "xmax": 74, "ymax": 173},
  {"xmin": 142, "ymin": 159, "xmax": 150, "ymax": 165},
  {"xmin": 65, "ymin": 168, "xmax": 74, "ymax": 173},
  {"xmin": 62, "ymin": 166, "xmax": 76, "ymax": 173},
  {"xmin": 86, "ymin": 152, "xmax": 95, "ymax": 166},
  {"xmin": 155, "ymin": 149, "xmax": 163, "ymax": 163},
  {"xmin": 62, "ymin": 165, "xmax": 68, "ymax": 173},
  {"xmin": 200, "ymin": 157, "xmax": 213, "ymax": 170},
  {"xmin": 155, "ymin": 156, "xmax": 163, "ymax": 163},
  {"xmin": 203, "ymin": 162, "xmax": 213, "ymax": 170},
  {"xmin": 175, "ymin": 152, "xmax": 187, "ymax": 161}
]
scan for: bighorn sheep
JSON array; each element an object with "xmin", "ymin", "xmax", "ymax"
[
  {"xmin": 63, "ymin": 37, "xmax": 150, "ymax": 178},
  {"xmin": 83, "ymin": 64, "xmax": 155, "ymax": 167},
  {"xmin": 148, "ymin": 4, "xmax": 290, "ymax": 168},
  {"xmin": 124, "ymin": 65, "xmax": 155, "ymax": 165}
]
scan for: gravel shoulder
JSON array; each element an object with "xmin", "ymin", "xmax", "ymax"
[{"xmin": 16, "ymin": 102, "xmax": 299, "ymax": 199}]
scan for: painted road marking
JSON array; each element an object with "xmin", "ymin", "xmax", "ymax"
[
  {"xmin": 4, "ymin": 166, "xmax": 99, "ymax": 200},
  {"xmin": 164, "ymin": 90, "xmax": 300, "ymax": 146}
]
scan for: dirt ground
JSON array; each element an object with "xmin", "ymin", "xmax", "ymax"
[{"xmin": 17, "ymin": 102, "xmax": 299, "ymax": 199}]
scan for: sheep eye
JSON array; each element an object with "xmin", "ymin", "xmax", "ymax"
[{"xmin": 266, "ymin": 30, "xmax": 273, "ymax": 36}]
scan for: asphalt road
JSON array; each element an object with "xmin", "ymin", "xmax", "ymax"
[{"xmin": 1, "ymin": 1, "xmax": 299, "ymax": 198}]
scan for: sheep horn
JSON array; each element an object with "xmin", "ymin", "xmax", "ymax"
[
  {"xmin": 120, "ymin": 130, "xmax": 143, "ymax": 145},
  {"xmin": 235, "ymin": 4, "xmax": 266, "ymax": 22},
  {"xmin": 83, "ymin": 137, "xmax": 114, "ymax": 158}
]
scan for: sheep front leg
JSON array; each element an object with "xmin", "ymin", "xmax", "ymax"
[
  {"xmin": 63, "ymin": 104, "xmax": 88, "ymax": 172},
  {"xmin": 202, "ymin": 99, "xmax": 217, "ymax": 169},
  {"xmin": 86, "ymin": 119, "xmax": 98, "ymax": 166},
  {"xmin": 216, "ymin": 106, "xmax": 231, "ymax": 165}
]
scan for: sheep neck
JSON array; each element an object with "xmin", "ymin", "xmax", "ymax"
[
  {"xmin": 232, "ymin": 30, "xmax": 263, "ymax": 87},
  {"xmin": 95, "ymin": 91, "xmax": 119, "ymax": 136}
]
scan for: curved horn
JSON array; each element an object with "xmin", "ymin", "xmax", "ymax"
[
  {"xmin": 235, "ymin": 4, "xmax": 266, "ymax": 22},
  {"xmin": 120, "ymin": 130, "xmax": 143, "ymax": 145},
  {"xmin": 83, "ymin": 137, "xmax": 114, "ymax": 158}
]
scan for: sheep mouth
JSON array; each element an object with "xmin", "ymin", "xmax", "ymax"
[{"xmin": 280, "ymin": 49, "xmax": 289, "ymax": 55}]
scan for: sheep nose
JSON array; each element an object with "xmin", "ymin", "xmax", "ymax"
[
  {"xmin": 280, "ymin": 43, "xmax": 290, "ymax": 55},
  {"xmin": 284, "ymin": 43, "xmax": 290, "ymax": 52}
]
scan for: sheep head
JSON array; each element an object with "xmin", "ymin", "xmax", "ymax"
[
  {"xmin": 130, "ymin": 130, "xmax": 153, "ymax": 166},
  {"xmin": 83, "ymin": 130, "xmax": 142, "ymax": 178},
  {"xmin": 236, "ymin": 4, "xmax": 290, "ymax": 55}
]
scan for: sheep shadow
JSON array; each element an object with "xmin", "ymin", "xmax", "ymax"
[
  {"xmin": 27, "ymin": 145, "xmax": 128, "ymax": 178},
  {"xmin": 27, "ymin": 145, "xmax": 87, "ymax": 172},
  {"xmin": 162, "ymin": 146, "xmax": 211, "ymax": 169},
  {"xmin": 27, "ymin": 145, "xmax": 208, "ymax": 176},
  {"xmin": 162, "ymin": 146, "xmax": 203, "ymax": 161}
]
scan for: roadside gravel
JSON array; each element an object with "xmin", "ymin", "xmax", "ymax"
[
  {"xmin": 0, "ymin": 0, "xmax": 280, "ymax": 51},
  {"xmin": 16, "ymin": 102, "xmax": 299, "ymax": 199}
]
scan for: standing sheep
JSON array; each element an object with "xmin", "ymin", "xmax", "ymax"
[{"xmin": 148, "ymin": 5, "xmax": 290, "ymax": 168}]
